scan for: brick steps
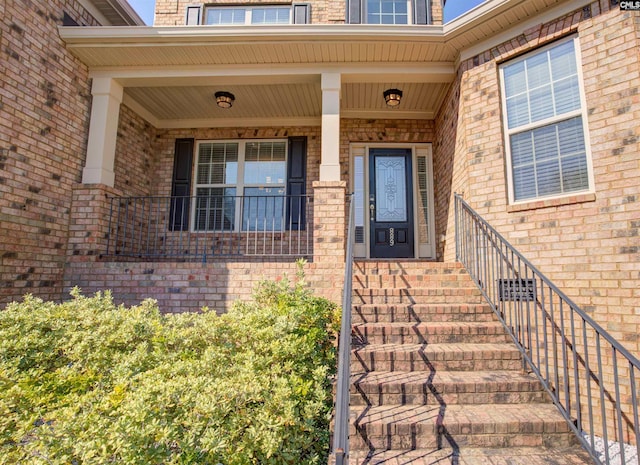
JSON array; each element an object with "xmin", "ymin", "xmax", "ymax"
[
  {"xmin": 345, "ymin": 446, "xmax": 592, "ymax": 464},
  {"xmin": 350, "ymin": 370, "xmax": 548, "ymax": 406},
  {"xmin": 337, "ymin": 260, "xmax": 589, "ymax": 464},
  {"xmin": 352, "ymin": 343, "xmax": 523, "ymax": 372},
  {"xmin": 353, "ymin": 288, "xmax": 486, "ymax": 305},
  {"xmin": 350, "ymin": 403, "xmax": 576, "ymax": 450},
  {"xmin": 352, "ymin": 321, "xmax": 512, "ymax": 344},
  {"xmin": 353, "ymin": 303, "xmax": 496, "ymax": 323}
]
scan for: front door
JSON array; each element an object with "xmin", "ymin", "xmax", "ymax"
[{"xmin": 369, "ymin": 149, "xmax": 414, "ymax": 258}]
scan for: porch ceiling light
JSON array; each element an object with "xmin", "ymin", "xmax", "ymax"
[
  {"xmin": 215, "ymin": 91, "xmax": 235, "ymax": 109},
  {"xmin": 383, "ymin": 88, "xmax": 403, "ymax": 107}
]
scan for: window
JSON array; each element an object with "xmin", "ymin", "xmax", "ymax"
[
  {"xmin": 193, "ymin": 140, "xmax": 287, "ymax": 231},
  {"xmin": 205, "ymin": 6, "xmax": 291, "ymax": 25},
  {"xmin": 500, "ymin": 37, "xmax": 592, "ymax": 203},
  {"xmin": 366, "ymin": 0, "xmax": 410, "ymax": 24}
]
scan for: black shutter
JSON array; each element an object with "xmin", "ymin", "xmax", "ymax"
[
  {"xmin": 292, "ymin": 3, "xmax": 311, "ymax": 24},
  {"xmin": 286, "ymin": 136, "xmax": 307, "ymax": 230},
  {"xmin": 347, "ymin": 0, "xmax": 362, "ymax": 23},
  {"xmin": 169, "ymin": 138, "xmax": 194, "ymax": 231},
  {"xmin": 414, "ymin": 0, "xmax": 429, "ymax": 24},
  {"xmin": 186, "ymin": 6, "xmax": 202, "ymax": 25}
]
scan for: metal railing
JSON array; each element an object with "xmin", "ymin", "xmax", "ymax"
[
  {"xmin": 105, "ymin": 194, "xmax": 312, "ymax": 260},
  {"xmin": 454, "ymin": 193, "xmax": 640, "ymax": 464},
  {"xmin": 332, "ymin": 193, "xmax": 355, "ymax": 465}
]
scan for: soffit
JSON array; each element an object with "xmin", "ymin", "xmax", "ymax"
[
  {"xmin": 60, "ymin": 0, "xmax": 582, "ymax": 126},
  {"xmin": 85, "ymin": 0, "xmax": 144, "ymax": 26}
]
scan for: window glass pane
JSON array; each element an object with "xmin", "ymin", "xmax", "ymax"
[
  {"xmin": 553, "ymin": 76, "xmax": 581, "ymax": 114},
  {"xmin": 529, "ymin": 84, "xmax": 554, "ymax": 123},
  {"xmin": 366, "ymin": 0, "xmax": 408, "ymax": 23},
  {"xmin": 195, "ymin": 187, "xmax": 236, "ymax": 231},
  {"xmin": 206, "ymin": 8, "xmax": 245, "ymax": 24},
  {"xmin": 510, "ymin": 132, "xmax": 533, "ymax": 166},
  {"xmin": 561, "ymin": 155, "xmax": 589, "ymax": 192},
  {"xmin": 242, "ymin": 187, "xmax": 285, "ymax": 231},
  {"xmin": 513, "ymin": 165, "xmax": 536, "ymax": 200},
  {"xmin": 532, "ymin": 125, "xmax": 558, "ymax": 161},
  {"xmin": 503, "ymin": 62, "xmax": 526, "ymax": 98},
  {"xmin": 550, "ymin": 40, "xmax": 577, "ymax": 80},
  {"xmin": 526, "ymin": 52, "xmax": 551, "ymax": 89},
  {"xmin": 536, "ymin": 160, "xmax": 561, "ymax": 196},
  {"xmin": 197, "ymin": 143, "xmax": 238, "ymax": 185},
  {"xmin": 511, "ymin": 118, "xmax": 588, "ymax": 201},
  {"xmin": 251, "ymin": 7, "xmax": 290, "ymax": 24},
  {"xmin": 506, "ymin": 94, "xmax": 529, "ymax": 128},
  {"xmin": 244, "ymin": 142, "xmax": 286, "ymax": 185}
]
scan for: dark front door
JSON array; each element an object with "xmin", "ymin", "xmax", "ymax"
[{"xmin": 369, "ymin": 149, "xmax": 414, "ymax": 258}]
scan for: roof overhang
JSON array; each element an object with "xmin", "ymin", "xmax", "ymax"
[
  {"xmin": 80, "ymin": 0, "xmax": 145, "ymax": 26},
  {"xmin": 59, "ymin": 0, "xmax": 590, "ymax": 127}
]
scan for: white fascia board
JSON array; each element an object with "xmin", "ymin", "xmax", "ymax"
[
  {"xmin": 89, "ymin": 63, "xmax": 454, "ymax": 86},
  {"xmin": 59, "ymin": 24, "xmax": 445, "ymax": 44},
  {"xmin": 77, "ymin": 0, "xmax": 111, "ymax": 25}
]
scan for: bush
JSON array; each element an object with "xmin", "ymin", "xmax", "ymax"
[{"xmin": 0, "ymin": 268, "xmax": 339, "ymax": 465}]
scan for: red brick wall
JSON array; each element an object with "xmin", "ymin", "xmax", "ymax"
[
  {"xmin": 435, "ymin": 2, "xmax": 640, "ymax": 354},
  {"xmin": 0, "ymin": 1, "xmax": 100, "ymax": 306}
]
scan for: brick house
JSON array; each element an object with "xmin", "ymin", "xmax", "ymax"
[{"xmin": 1, "ymin": 0, "xmax": 639, "ymax": 458}]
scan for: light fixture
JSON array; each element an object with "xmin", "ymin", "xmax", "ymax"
[
  {"xmin": 215, "ymin": 91, "xmax": 235, "ymax": 109},
  {"xmin": 383, "ymin": 88, "xmax": 403, "ymax": 107}
]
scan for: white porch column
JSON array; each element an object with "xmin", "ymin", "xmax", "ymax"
[
  {"xmin": 320, "ymin": 73, "xmax": 341, "ymax": 181},
  {"xmin": 81, "ymin": 77, "xmax": 123, "ymax": 186}
]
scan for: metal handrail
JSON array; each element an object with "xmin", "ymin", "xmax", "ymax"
[
  {"xmin": 332, "ymin": 193, "xmax": 355, "ymax": 465},
  {"xmin": 454, "ymin": 193, "xmax": 640, "ymax": 464},
  {"xmin": 105, "ymin": 194, "xmax": 312, "ymax": 260}
]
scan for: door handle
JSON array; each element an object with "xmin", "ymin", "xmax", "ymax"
[{"xmin": 369, "ymin": 202, "xmax": 375, "ymax": 220}]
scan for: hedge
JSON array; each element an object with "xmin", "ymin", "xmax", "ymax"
[{"xmin": 0, "ymin": 267, "xmax": 339, "ymax": 465}]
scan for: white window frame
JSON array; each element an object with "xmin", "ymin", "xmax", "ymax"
[
  {"xmin": 204, "ymin": 6, "xmax": 292, "ymax": 25},
  {"xmin": 364, "ymin": 0, "xmax": 412, "ymax": 24},
  {"xmin": 192, "ymin": 139, "xmax": 288, "ymax": 232},
  {"xmin": 499, "ymin": 35, "xmax": 595, "ymax": 205}
]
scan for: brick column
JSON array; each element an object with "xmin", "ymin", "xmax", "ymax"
[
  {"xmin": 67, "ymin": 183, "xmax": 122, "ymax": 261},
  {"xmin": 310, "ymin": 180, "xmax": 347, "ymax": 304}
]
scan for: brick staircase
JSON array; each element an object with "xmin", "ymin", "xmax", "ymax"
[{"xmin": 343, "ymin": 260, "xmax": 592, "ymax": 464}]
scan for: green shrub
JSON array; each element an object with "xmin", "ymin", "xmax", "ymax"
[{"xmin": 0, "ymin": 268, "xmax": 339, "ymax": 465}]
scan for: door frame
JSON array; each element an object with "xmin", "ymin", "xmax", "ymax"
[{"xmin": 350, "ymin": 143, "xmax": 436, "ymax": 259}]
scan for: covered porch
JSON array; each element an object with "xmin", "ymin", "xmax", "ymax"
[{"xmin": 60, "ymin": 25, "xmax": 459, "ymax": 311}]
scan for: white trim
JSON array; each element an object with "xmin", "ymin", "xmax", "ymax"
[
  {"xmin": 157, "ymin": 117, "xmax": 322, "ymax": 129},
  {"xmin": 499, "ymin": 35, "xmax": 595, "ymax": 205},
  {"xmin": 77, "ymin": 0, "xmax": 111, "ymax": 25}
]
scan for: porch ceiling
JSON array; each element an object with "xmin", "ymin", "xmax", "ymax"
[{"xmin": 61, "ymin": 0, "xmax": 587, "ymax": 127}]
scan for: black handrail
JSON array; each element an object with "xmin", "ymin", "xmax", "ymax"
[
  {"xmin": 332, "ymin": 193, "xmax": 355, "ymax": 465},
  {"xmin": 105, "ymin": 194, "xmax": 312, "ymax": 260},
  {"xmin": 454, "ymin": 193, "xmax": 640, "ymax": 464}
]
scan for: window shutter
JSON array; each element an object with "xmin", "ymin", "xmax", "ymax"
[
  {"xmin": 414, "ymin": 0, "xmax": 429, "ymax": 24},
  {"xmin": 347, "ymin": 0, "xmax": 362, "ymax": 24},
  {"xmin": 286, "ymin": 136, "xmax": 307, "ymax": 230},
  {"xmin": 169, "ymin": 138, "xmax": 194, "ymax": 231},
  {"xmin": 292, "ymin": 3, "xmax": 310, "ymax": 24},
  {"xmin": 185, "ymin": 6, "xmax": 202, "ymax": 25}
]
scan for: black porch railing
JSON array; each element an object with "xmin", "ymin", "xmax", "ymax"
[
  {"xmin": 455, "ymin": 193, "xmax": 639, "ymax": 464},
  {"xmin": 106, "ymin": 194, "xmax": 312, "ymax": 260}
]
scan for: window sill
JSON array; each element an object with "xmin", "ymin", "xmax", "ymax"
[{"xmin": 507, "ymin": 193, "xmax": 596, "ymax": 213}]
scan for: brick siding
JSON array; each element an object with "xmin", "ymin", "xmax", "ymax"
[
  {"xmin": 0, "ymin": 1, "xmax": 100, "ymax": 306},
  {"xmin": 434, "ymin": 0, "xmax": 640, "ymax": 365}
]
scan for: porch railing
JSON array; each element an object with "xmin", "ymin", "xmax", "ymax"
[
  {"xmin": 332, "ymin": 193, "xmax": 355, "ymax": 465},
  {"xmin": 454, "ymin": 193, "xmax": 639, "ymax": 464},
  {"xmin": 105, "ymin": 194, "xmax": 312, "ymax": 260}
]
